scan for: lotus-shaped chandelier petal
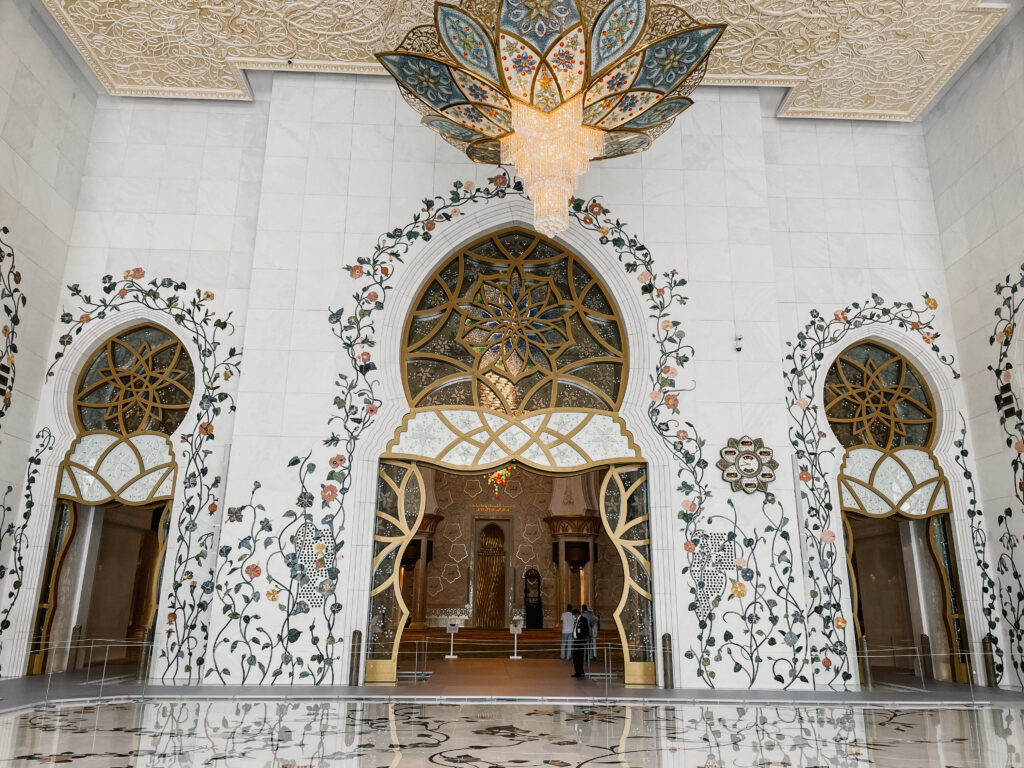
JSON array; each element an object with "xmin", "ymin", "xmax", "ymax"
[{"xmin": 376, "ymin": 0, "xmax": 724, "ymax": 235}]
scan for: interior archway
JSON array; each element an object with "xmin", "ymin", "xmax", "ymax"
[
  {"xmin": 364, "ymin": 228, "xmax": 655, "ymax": 687},
  {"xmin": 27, "ymin": 323, "xmax": 193, "ymax": 675},
  {"xmin": 825, "ymin": 339, "xmax": 971, "ymax": 684}
]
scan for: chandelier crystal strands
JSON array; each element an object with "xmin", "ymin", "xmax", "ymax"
[{"xmin": 376, "ymin": 0, "xmax": 725, "ymax": 236}]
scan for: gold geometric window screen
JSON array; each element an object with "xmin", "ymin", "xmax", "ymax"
[
  {"xmin": 75, "ymin": 323, "xmax": 195, "ymax": 435},
  {"xmin": 823, "ymin": 341, "xmax": 935, "ymax": 450},
  {"xmin": 402, "ymin": 228, "xmax": 626, "ymax": 415}
]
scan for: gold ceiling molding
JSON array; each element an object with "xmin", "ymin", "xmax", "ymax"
[{"xmin": 43, "ymin": 0, "xmax": 1002, "ymax": 119}]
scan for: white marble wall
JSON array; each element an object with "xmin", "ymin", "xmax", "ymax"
[
  {"xmin": 2, "ymin": 9, "xmax": 1020, "ymax": 684},
  {"xmin": 0, "ymin": 0, "xmax": 96, "ymax": 675},
  {"xmin": 924, "ymin": 6, "xmax": 1024, "ymax": 684},
  {"xmin": 0, "ymin": 0, "xmax": 94, "ymax": 489}
]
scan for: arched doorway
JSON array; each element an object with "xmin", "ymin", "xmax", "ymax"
[
  {"xmin": 27, "ymin": 323, "xmax": 194, "ymax": 674},
  {"xmin": 363, "ymin": 228, "xmax": 655, "ymax": 686},
  {"xmin": 476, "ymin": 523, "xmax": 507, "ymax": 629},
  {"xmin": 824, "ymin": 340, "xmax": 970, "ymax": 683}
]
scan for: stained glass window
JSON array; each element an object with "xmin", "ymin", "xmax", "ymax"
[
  {"xmin": 75, "ymin": 324, "xmax": 195, "ymax": 435},
  {"xmin": 824, "ymin": 341, "xmax": 935, "ymax": 450},
  {"xmin": 403, "ymin": 228, "xmax": 626, "ymax": 413}
]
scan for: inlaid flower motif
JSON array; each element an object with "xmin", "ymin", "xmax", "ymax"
[
  {"xmin": 458, "ymin": 269, "xmax": 572, "ymax": 379},
  {"xmin": 643, "ymin": 36, "xmax": 701, "ymax": 87},
  {"xmin": 506, "ymin": 0, "xmax": 574, "ymax": 38},
  {"xmin": 552, "ymin": 49, "xmax": 576, "ymax": 71},
  {"xmin": 401, "ymin": 58, "xmax": 455, "ymax": 103},
  {"xmin": 511, "ymin": 51, "xmax": 536, "ymax": 75}
]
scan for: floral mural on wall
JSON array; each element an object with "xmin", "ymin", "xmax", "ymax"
[
  {"xmin": 0, "ymin": 429, "xmax": 55, "ymax": 676},
  {"xmin": 4, "ymin": 273, "xmax": 244, "ymax": 683},
  {"xmin": 206, "ymin": 170, "xmax": 829, "ymax": 688},
  {"xmin": 988, "ymin": 264, "xmax": 1024, "ymax": 687},
  {"xmin": 783, "ymin": 294, "xmax": 1000, "ymax": 686},
  {"xmin": 0, "ymin": 226, "xmax": 25, "ymax": 426},
  {"xmin": 13, "ymin": 180, "xmax": 1006, "ymax": 690},
  {"xmin": 0, "ymin": 224, "xmax": 38, "ymax": 676}
]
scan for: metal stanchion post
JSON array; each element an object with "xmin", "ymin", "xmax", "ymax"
[
  {"xmin": 604, "ymin": 645, "xmax": 608, "ymax": 700},
  {"xmin": 983, "ymin": 636, "xmax": 998, "ymax": 687},
  {"xmin": 445, "ymin": 623, "xmax": 458, "ymax": 659},
  {"xmin": 69, "ymin": 625, "xmax": 82, "ymax": 672},
  {"xmin": 136, "ymin": 627, "xmax": 154, "ymax": 682},
  {"xmin": 86, "ymin": 639, "xmax": 96, "ymax": 683},
  {"xmin": 920, "ymin": 634, "xmax": 934, "ymax": 680},
  {"xmin": 857, "ymin": 635, "xmax": 872, "ymax": 690},
  {"xmin": 99, "ymin": 645, "xmax": 110, "ymax": 698},
  {"xmin": 45, "ymin": 652, "xmax": 54, "ymax": 704}
]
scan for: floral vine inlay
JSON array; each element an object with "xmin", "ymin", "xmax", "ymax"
[
  {"xmin": 987, "ymin": 264, "xmax": 1024, "ymax": 686},
  {"xmin": 0, "ymin": 226, "xmax": 26, "ymax": 426},
  {"xmin": 784, "ymin": 293, "xmax": 959, "ymax": 687},
  {"xmin": 45, "ymin": 272, "xmax": 240, "ymax": 683},
  {"xmin": 0, "ymin": 429, "xmax": 55, "ymax": 675}
]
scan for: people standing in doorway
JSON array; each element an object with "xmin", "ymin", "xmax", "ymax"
[
  {"xmin": 571, "ymin": 608, "xmax": 590, "ymax": 678},
  {"xmin": 559, "ymin": 604, "xmax": 574, "ymax": 660},
  {"xmin": 581, "ymin": 605, "xmax": 598, "ymax": 660}
]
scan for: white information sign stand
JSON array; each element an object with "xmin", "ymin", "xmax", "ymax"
[
  {"xmin": 509, "ymin": 621, "xmax": 523, "ymax": 660},
  {"xmin": 445, "ymin": 622, "xmax": 459, "ymax": 659}
]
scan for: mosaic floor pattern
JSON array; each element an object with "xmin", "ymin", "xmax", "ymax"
[{"xmin": 0, "ymin": 699, "xmax": 1020, "ymax": 767}]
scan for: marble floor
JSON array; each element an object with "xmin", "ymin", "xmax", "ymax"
[{"xmin": 0, "ymin": 699, "xmax": 1021, "ymax": 767}]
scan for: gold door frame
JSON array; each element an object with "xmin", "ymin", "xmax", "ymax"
[
  {"xmin": 27, "ymin": 499, "xmax": 171, "ymax": 675},
  {"xmin": 365, "ymin": 461, "xmax": 425, "ymax": 684},
  {"xmin": 842, "ymin": 502, "xmax": 971, "ymax": 683},
  {"xmin": 600, "ymin": 464, "xmax": 655, "ymax": 686},
  {"xmin": 364, "ymin": 459, "xmax": 655, "ymax": 686},
  {"xmin": 367, "ymin": 226, "xmax": 653, "ymax": 685}
]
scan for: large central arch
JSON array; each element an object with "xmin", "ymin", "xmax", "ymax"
[{"xmin": 362, "ymin": 228, "xmax": 656, "ymax": 686}]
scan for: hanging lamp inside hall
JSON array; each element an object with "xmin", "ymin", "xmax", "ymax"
[{"xmin": 376, "ymin": 0, "xmax": 725, "ymax": 235}]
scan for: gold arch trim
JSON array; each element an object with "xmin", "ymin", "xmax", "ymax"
[
  {"xmin": 837, "ymin": 446, "xmax": 952, "ymax": 520},
  {"xmin": 383, "ymin": 407, "xmax": 642, "ymax": 471},
  {"xmin": 824, "ymin": 339, "xmax": 936, "ymax": 451},
  {"xmin": 600, "ymin": 464, "xmax": 655, "ymax": 686},
  {"xmin": 56, "ymin": 430, "xmax": 179, "ymax": 507},
  {"xmin": 365, "ymin": 461, "xmax": 425, "ymax": 684},
  {"xmin": 402, "ymin": 227, "xmax": 627, "ymax": 415},
  {"xmin": 74, "ymin": 322, "xmax": 195, "ymax": 436}
]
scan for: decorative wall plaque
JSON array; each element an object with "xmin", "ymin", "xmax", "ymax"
[{"xmin": 716, "ymin": 436, "xmax": 779, "ymax": 494}]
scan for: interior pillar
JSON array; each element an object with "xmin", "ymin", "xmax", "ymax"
[{"xmin": 410, "ymin": 513, "xmax": 443, "ymax": 628}]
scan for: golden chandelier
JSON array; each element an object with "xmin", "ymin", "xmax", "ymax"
[{"xmin": 377, "ymin": 0, "xmax": 724, "ymax": 235}]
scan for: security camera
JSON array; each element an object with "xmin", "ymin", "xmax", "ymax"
[{"xmin": 735, "ymin": 334, "xmax": 744, "ymax": 353}]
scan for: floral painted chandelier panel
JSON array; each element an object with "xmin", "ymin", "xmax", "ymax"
[{"xmin": 376, "ymin": 0, "xmax": 724, "ymax": 234}]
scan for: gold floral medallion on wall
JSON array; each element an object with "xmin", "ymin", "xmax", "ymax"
[
  {"xmin": 403, "ymin": 227, "xmax": 626, "ymax": 414},
  {"xmin": 716, "ymin": 436, "xmax": 779, "ymax": 494},
  {"xmin": 75, "ymin": 324, "xmax": 195, "ymax": 436}
]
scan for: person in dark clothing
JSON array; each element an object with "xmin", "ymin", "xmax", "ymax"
[{"xmin": 570, "ymin": 608, "xmax": 590, "ymax": 678}]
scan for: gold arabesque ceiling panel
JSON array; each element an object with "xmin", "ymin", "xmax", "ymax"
[{"xmin": 43, "ymin": 0, "xmax": 1002, "ymax": 119}]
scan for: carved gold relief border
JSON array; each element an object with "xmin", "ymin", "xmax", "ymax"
[{"xmin": 38, "ymin": 0, "xmax": 1005, "ymax": 119}]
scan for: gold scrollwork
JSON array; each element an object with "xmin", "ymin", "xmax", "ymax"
[
  {"xmin": 365, "ymin": 461, "xmax": 425, "ymax": 684},
  {"xmin": 37, "ymin": 0, "xmax": 1001, "ymax": 119},
  {"xmin": 403, "ymin": 228, "xmax": 626, "ymax": 415},
  {"xmin": 75, "ymin": 323, "xmax": 195, "ymax": 436},
  {"xmin": 600, "ymin": 464, "xmax": 655, "ymax": 686}
]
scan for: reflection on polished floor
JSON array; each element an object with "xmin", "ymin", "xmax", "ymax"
[
  {"xmin": 405, "ymin": 658, "xmax": 608, "ymax": 695},
  {"xmin": 0, "ymin": 699, "xmax": 1022, "ymax": 766}
]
